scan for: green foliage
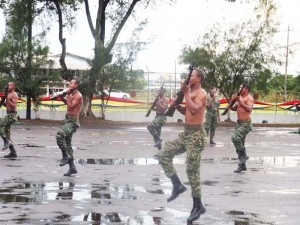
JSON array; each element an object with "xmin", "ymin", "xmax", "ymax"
[
  {"xmin": 179, "ymin": 0, "xmax": 281, "ymax": 101},
  {"xmin": 258, "ymin": 73, "xmax": 300, "ymax": 102},
  {"xmin": 76, "ymin": 0, "xmax": 171, "ymax": 117},
  {"xmin": 0, "ymin": 0, "xmax": 58, "ymax": 118}
]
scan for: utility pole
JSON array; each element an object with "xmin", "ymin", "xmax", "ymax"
[{"xmin": 284, "ymin": 26, "xmax": 292, "ymax": 102}]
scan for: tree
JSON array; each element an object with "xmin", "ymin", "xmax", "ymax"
[
  {"xmin": 79, "ymin": 0, "xmax": 155, "ymax": 118},
  {"xmin": 268, "ymin": 74, "xmax": 300, "ymax": 101},
  {"xmin": 0, "ymin": 0, "xmax": 55, "ymax": 119},
  {"xmin": 95, "ymin": 64, "xmax": 144, "ymax": 119},
  {"xmin": 48, "ymin": 0, "xmax": 239, "ymax": 119},
  {"xmin": 179, "ymin": 0, "xmax": 281, "ymax": 113}
]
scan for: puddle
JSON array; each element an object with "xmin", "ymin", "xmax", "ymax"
[
  {"xmin": 259, "ymin": 189, "xmax": 300, "ymax": 195},
  {"xmin": 71, "ymin": 209, "xmax": 183, "ymax": 224},
  {"xmin": 227, "ymin": 210, "xmax": 273, "ymax": 225},
  {"xmin": 77, "ymin": 158, "xmax": 184, "ymax": 165},
  {"xmin": 0, "ymin": 180, "xmax": 275, "ymax": 225},
  {"xmin": 0, "ymin": 181, "xmax": 159, "ymax": 203}
]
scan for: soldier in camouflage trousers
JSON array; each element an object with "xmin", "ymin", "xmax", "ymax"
[
  {"xmin": 204, "ymin": 88, "xmax": 220, "ymax": 145},
  {"xmin": 147, "ymin": 89, "xmax": 168, "ymax": 150},
  {"xmin": 232, "ymin": 120, "xmax": 252, "ymax": 163},
  {"xmin": 157, "ymin": 69, "xmax": 207, "ymax": 223},
  {"xmin": 158, "ymin": 125, "xmax": 206, "ymax": 197},
  {"xmin": 0, "ymin": 81, "xmax": 19, "ymax": 159},
  {"xmin": 0, "ymin": 112, "xmax": 18, "ymax": 158},
  {"xmin": 225, "ymin": 83, "xmax": 254, "ymax": 173},
  {"xmin": 56, "ymin": 115, "xmax": 80, "ymax": 161},
  {"xmin": 55, "ymin": 78, "xmax": 83, "ymax": 176}
]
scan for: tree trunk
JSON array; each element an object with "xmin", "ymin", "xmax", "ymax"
[
  {"xmin": 80, "ymin": 93, "xmax": 95, "ymax": 118},
  {"xmin": 26, "ymin": 96, "xmax": 31, "ymax": 120}
]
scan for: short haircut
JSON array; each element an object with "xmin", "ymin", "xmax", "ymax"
[
  {"xmin": 194, "ymin": 68, "xmax": 205, "ymax": 81},
  {"xmin": 243, "ymin": 83, "xmax": 250, "ymax": 91},
  {"xmin": 72, "ymin": 78, "xmax": 80, "ymax": 85}
]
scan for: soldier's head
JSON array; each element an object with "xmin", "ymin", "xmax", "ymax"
[
  {"xmin": 190, "ymin": 69, "xmax": 205, "ymax": 87},
  {"xmin": 8, "ymin": 82, "xmax": 15, "ymax": 92},
  {"xmin": 244, "ymin": 83, "xmax": 250, "ymax": 92},
  {"xmin": 194, "ymin": 69, "xmax": 205, "ymax": 82},
  {"xmin": 69, "ymin": 78, "xmax": 80, "ymax": 90},
  {"xmin": 240, "ymin": 83, "xmax": 250, "ymax": 93},
  {"xmin": 209, "ymin": 87, "xmax": 217, "ymax": 97}
]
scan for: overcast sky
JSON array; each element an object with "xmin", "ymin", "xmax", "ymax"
[{"xmin": 0, "ymin": 0, "xmax": 300, "ymax": 75}]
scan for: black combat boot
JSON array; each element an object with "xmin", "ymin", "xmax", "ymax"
[
  {"xmin": 209, "ymin": 137, "xmax": 216, "ymax": 145},
  {"xmin": 187, "ymin": 197, "xmax": 206, "ymax": 223},
  {"xmin": 2, "ymin": 137, "xmax": 12, "ymax": 151},
  {"xmin": 234, "ymin": 163, "xmax": 247, "ymax": 173},
  {"xmin": 59, "ymin": 148, "xmax": 70, "ymax": 166},
  {"xmin": 167, "ymin": 174, "xmax": 187, "ymax": 202},
  {"xmin": 64, "ymin": 159, "xmax": 78, "ymax": 176},
  {"xmin": 4, "ymin": 145, "xmax": 17, "ymax": 158}
]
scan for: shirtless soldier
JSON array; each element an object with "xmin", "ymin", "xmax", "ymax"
[
  {"xmin": 157, "ymin": 69, "xmax": 207, "ymax": 223},
  {"xmin": 55, "ymin": 78, "xmax": 83, "ymax": 176},
  {"xmin": 147, "ymin": 88, "xmax": 169, "ymax": 150},
  {"xmin": 0, "ymin": 81, "xmax": 19, "ymax": 158},
  {"xmin": 205, "ymin": 88, "xmax": 220, "ymax": 145},
  {"xmin": 226, "ymin": 83, "xmax": 253, "ymax": 173}
]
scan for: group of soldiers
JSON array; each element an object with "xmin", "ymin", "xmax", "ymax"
[
  {"xmin": 0, "ymin": 79, "xmax": 83, "ymax": 177},
  {"xmin": 146, "ymin": 69, "xmax": 256, "ymax": 223},
  {"xmin": 1, "ymin": 70, "xmax": 299, "ymax": 224}
]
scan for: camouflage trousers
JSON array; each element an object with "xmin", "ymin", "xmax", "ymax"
[
  {"xmin": 56, "ymin": 114, "xmax": 80, "ymax": 159},
  {"xmin": 204, "ymin": 110, "xmax": 218, "ymax": 139},
  {"xmin": 157, "ymin": 125, "xmax": 206, "ymax": 198},
  {"xmin": 0, "ymin": 112, "xmax": 18, "ymax": 144},
  {"xmin": 147, "ymin": 114, "xmax": 167, "ymax": 139},
  {"xmin": 231, "ymin": 120, "xmax": 252, "ymax": 154}
]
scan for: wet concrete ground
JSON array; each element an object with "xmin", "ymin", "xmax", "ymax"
[{"xmin": 0, "ymin": 122, "xmax": 299, "ymax": 225}]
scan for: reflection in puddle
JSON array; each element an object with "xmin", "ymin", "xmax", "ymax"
[
  {"xmin": 77, "ymin": 158, "xmax": 184, "ymax": 165},
  {"xmin": 0, "ymin": 181, "xmax": 163, "ymax": 203},
  {"xmin": 255, "ymin": 156, "xmax": 300, "ymax": 168},
  {"xmin": 70, "ymin": 208, "xmax": 185, "ymax": 224},
  {"xmin": 72, "ymin": 211, "xmax": 163, "ymax": 224},
  {"xmin": 75, "ymin": 156, "xmax": 300, "ymax": 168},
  {"xmin": 0, "ymin": 154, "xmax": 293, "ymax": 225},
  {"xmin": 72, "ymin": 212, "xmax": 121, "ymax": 223}
]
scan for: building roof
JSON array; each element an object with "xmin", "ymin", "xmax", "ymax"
[{"xmin": 48, "ymin": 52, "xmax": 91, "ymax": 70}]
